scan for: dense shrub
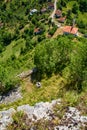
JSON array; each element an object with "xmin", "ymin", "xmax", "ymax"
[{"xmin": 34, "ymin": 36, "xmax": 87, "ymax": 91}]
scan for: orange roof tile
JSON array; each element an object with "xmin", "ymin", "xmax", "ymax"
[
  {"xmin": 41, "ymin": 8, "xmax": 47, "ymax": 12},
  {"xmin": 63, "ymin": 26, "xmax": 78, "ymax": 34},
  {"xmin": 58, "ymin": 16, "xmax": 66, "ymax": 22},
  {"xmin": 34, "ymin": 28, "xmax": 40, "ymax": 33}
]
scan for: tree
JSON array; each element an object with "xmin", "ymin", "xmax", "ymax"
[
  {"xmin": 2, "ymin": 32, "xmax": 12, "ymax": 46},
  {"xmin": 72, "ymin": 3, "xmax": 79, "ymax": 14},
  {"xmin": 37, "ymin": 34, "xmax": 46, "ymax": 42},
  {"xmin": 34, "ymin": 36, "xmax": 72, "ymax": 78},
  {"xmin": 69, "ymin": 41, "xmax": 87, "ymax": 91},
  {"xmin": 60, "ymin": 0, "xmax": 67, "ymax": 7},
  {"xmin": 79, "ymin": 0, "xmax": 87, "ymax": 12}
]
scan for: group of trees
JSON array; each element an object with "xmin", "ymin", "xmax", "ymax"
[
  {"xmin": 59, "ymin": 0, "xmax": 87, "ymax": 14},
  {"xmin": 48, "ymin": 25, "xmax": 57, "ymax": 36},
  {"xmin": 0, "ymin": 64, "xmax": 19, "ymax": 94},
  {"xmin": 0, "ymin": 0, "xmax": 51, "ymax": 52},
  {"xmin": 34, "ymin": 36, "xmax": 71, "ymax": 76},
  {"xmin": 0, "ymin": 29, "xmax": 14, "ymax": 52},
  {"xmin": 57, "ymin": 0, "xmax": 87, "ymax": 34},
  {"xmin": 78, "ymin": 0, "xmax": 87, "ymax": 12},
  {"xmin": 0, "ymin": 0, "xmax": 53, "ymax": 95},
  {"xmin": 58, "ymin": 0, "xmax": 87, "ymax": 13},
  {"xmin": 34, "ymin": 36, "xmax": 87, "ymax": 91}
]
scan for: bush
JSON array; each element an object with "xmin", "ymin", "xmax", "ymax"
[{"xmin": 48, "ymin": 25, "xmax": 57, "ymax": 36}]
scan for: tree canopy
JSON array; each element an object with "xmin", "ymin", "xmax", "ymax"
[{"xmin": 34, "ymin": 36, "xmax": 87, "ymax": 91}]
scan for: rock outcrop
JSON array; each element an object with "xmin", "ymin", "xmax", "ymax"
[
  {"xmin": 17, "ymin": 99, "xmax": 60, "ymax": 121},
  {"xmin": 0, "ymin": 108, "xmax": 16, "ymax": 130},
  {"xmin": 55, "ymin": 107, "xmax": 87, "ymax": 130},
  {"xmin": 0, "ymin": 99, "xmax": 87, "ymax": 130},
  {"xmin": 0, "ymin": 87, "xmax": 22, "ymax": 104},
  {"xmin": 0, "ymin": 99, "xmax": 61, "ymax": 130}
]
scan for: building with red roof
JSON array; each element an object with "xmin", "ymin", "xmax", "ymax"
[
  {"xmin": 63, "ymin": 26, "xmax": 78, "ymax": 36},
  {"xmin": 41, "ymin": 8, "xmax": 47, "ymax": 13},
  {"xmin": 55, "ymin": 10, "xmax": 62, "ymax": 18},
  {"xmin": 34, "ymin": 28, "xmax": 42, "ymax": 35},
  {"xmin": 58, "ymin": 16, "xmax": 66, "ymax": 23}
]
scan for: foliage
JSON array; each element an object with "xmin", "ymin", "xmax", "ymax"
[
  {"xmin": 69, "ymin": 41, "xmax": 87, "ymax": 91},
  {"xmin": 0, "ymin": 0, "xmax": 87, "ymax": 112},
  {"xmin": 72, "ymin": 3, "xmax": 79, "ymax": 14},
  {"xmin": 34, "ymin": 36, "xmax": 72, "ymax": 77},
  {"xmin": 0, "ymin": 0, "xmax": 52, "ymax": 94},
  {"xmin": 34, "ymin": 36, "xmax": 87, "ymax": 91},
  {"xmin": 79, "ymin": 0, "xmax": 87, "ymax": 12},
  {"xmin": 59, "ymin": 0, "xmax": 87, "ymax": 33},
  {"xmin": 7, "ymin": 111, "xmax": 30, "ymax": 130}
]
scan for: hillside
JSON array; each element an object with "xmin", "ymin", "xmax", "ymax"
[{"xmin": 0, "ymin": 0, "xmax": 87, "ymax": 129}]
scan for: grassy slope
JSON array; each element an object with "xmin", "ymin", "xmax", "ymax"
[
  {"xmin": 0, "ymin": 40, "xmax": 35, "ymax": 85},
  {"xmin": 0, "ymin": 0, "xmax": 87, "ymax": 112},
  {"xmin": 0, "ymin": 73, "xmax": 87, "ymax": 112},
  {"xmin": 0, "ymin": 75, "xmax": 72, "ymax": 110},
  {"xmin": 0, "ymin": 39, "xmax": 26, "ymax": 61}
]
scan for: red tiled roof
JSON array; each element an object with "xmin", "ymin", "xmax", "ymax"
[
  {"xmin": 34, "ymin": 28, "xmax": 41, "ymax": 33},
  {"xmin": 58, "ymin": 16, "xmax": 66, "ymax": 22},
  {"xmin": 55, "ymin": 10, "xmax": 62, "ymax": 16},
  {"xmin": 34, "ymin": 28, "xmax": 40, "ymax": 33},
  {"xmin": 63, "ymin": 26, "xmax": 78, "ymax": 34},
  {"xmin": 41, "ymin": 8, "xmax": 47, "ymax": 12}
]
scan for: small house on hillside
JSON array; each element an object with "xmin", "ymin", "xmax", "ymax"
[
  {"xmin": 55, "ymin": 10, "xmax": 62, "ymax": 18},
  {"xmin": 63, "ymin": 26, "xmax": 78, "ymax": 36},
  {"xmin": 48, "ymin": 3, "xmax": 54, "ymax": 9},
  {"xmin": 58, "ymin": 16, "xmax": 66, "ymax": 23},
  {"xmin": 34, "ymin": 28, "xmax": 42, "ymax": 35},
  {"xmin": 41, "ymin": 8, "xmax": 47, "ymax": 13},
  {"xmin": 30, "ymin": 9, "xmax": 38, "ymax": 15}
]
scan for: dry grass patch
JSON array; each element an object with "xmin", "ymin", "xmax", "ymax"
[{"xmin": 52, "ymin": 27, "xmax": 63, "ymax": 38}]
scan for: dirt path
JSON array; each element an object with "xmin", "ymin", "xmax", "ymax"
[
  {"xmin": 50, "ymin": 0, "xmax": 61, "ymax": 27},
  {"xmin": 52, "ymin": 27, "xmax": 63, "ymax": 38},
  {"xmin": 50, "ymin": 0, "xmax": 57, "ymax": 22}
]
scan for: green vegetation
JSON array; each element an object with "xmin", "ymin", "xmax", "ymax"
[
  {"xmin": 0, "ymin": 36, "xmax": 87, "ymax": 112},
  {"xmin": 0, "ymin": 0, "xmax": 54, "ymax": 94},
  {"xmin": 34, "ymin": 36, "xmax": 87, "ymax": 92},
  {"xmin": 7, "ymin": 98, "xmax": 87, "ymax": 130},
  {"xmin": 0, "ymin": 0, "xmax": 87, "ymax": 115},
  {"xmin": 57, "ymin": 0, "xmax": 87, "ymax": 34},
  {"xmin": 7, "ymin": 110, "xmax": 59, "ymax": 130},
  {"xmin": 0, "ymin": 1, "xmax": 87, "ymax": 129}
]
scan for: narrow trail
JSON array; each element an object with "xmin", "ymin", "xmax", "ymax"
[
  {"xmin": 50, "ymin": 0, "xmax": 61, "ymax": 27},
  {"xmin": 50, "ymin": 0, "xmax": 57, "ymax": 22}
]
